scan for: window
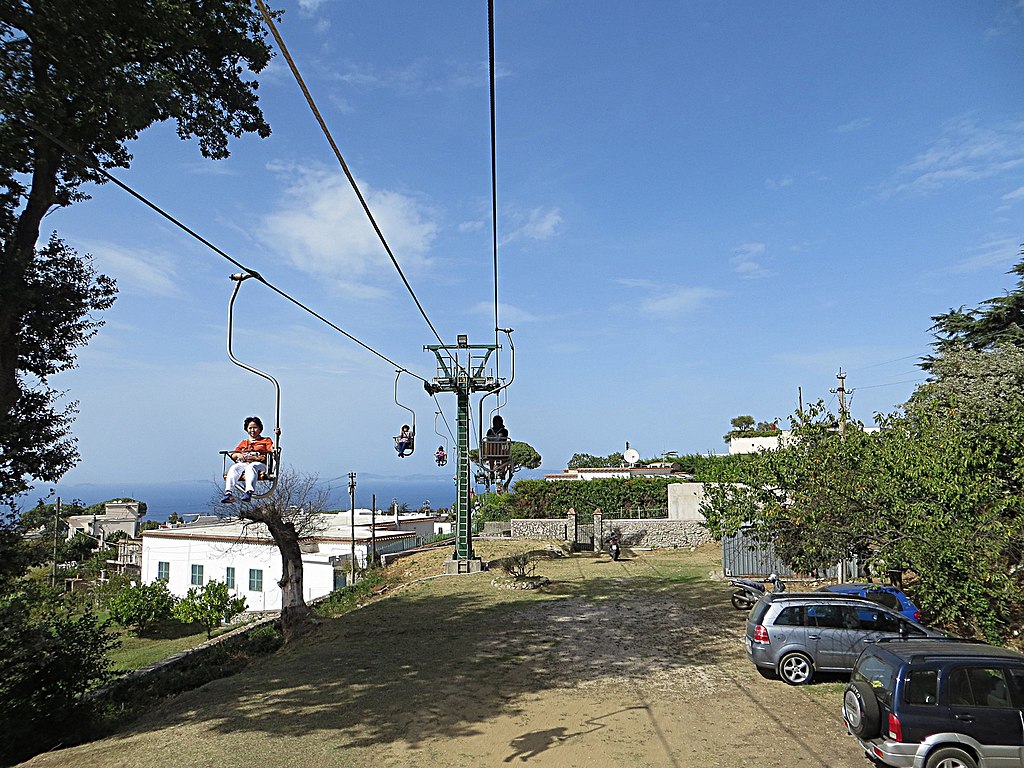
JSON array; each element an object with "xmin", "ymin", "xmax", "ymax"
[
  {"xmin": 858, "ymin": 609, "xmax": 901, "ymax": 633},
  {"xmin": 863, "ymin": 590, "xmax": 901, "ymax": 612},
  {"xmin": 852, "ymin": 656, "xmax": 897, "ymax": 705},
  {"xmin": 190, "ymin": 564, "xmax": 204, "ymax": 586},
  {"xmin": 249, "ymin": 568, "xmax": 263, "ymax": 592},
  {"xmin": 157, "ymin": 561, "xmax": 170, "ymax": 581},
  {"xmin": 225, "ymin": 567, "xmax": 235, "ymax": 590},
  {"xmin": 774, "ymin": 606, "xmax": 804, "ymax": 626},
  {"xmin": 905, "ymin": 670, "xmax": 938, "ymax": 705},
  {"xmin": 948, "ymin": 667, "xmax": 1012, "ymax": 708},
  {"xmin": 807, "ymin": 604, "xmax": 847, "ymax": 629}
]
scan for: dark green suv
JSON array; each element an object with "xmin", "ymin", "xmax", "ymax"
[{"xmin": 843, "ymin": 638, "xmax": 1024, "ymax": 768}]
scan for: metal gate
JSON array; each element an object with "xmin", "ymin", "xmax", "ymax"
[
  {"xmin": 574, "ymin": 523, "xmax": 595, "ymax": 552},
  {"xmin": 722, "ymin": 528, "xmax": 857, "ymax": 580}
]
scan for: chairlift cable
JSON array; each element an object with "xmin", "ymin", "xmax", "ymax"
[
  {"xmin": 488, "ymin": 0, "xmax": 501, "ymax": 376},
  {"xmin": 21, "ymin": 117, "xmax": 426, "ymax": 383},
  {"xmin": 253, "ymin": 0, "xmax": 446, "ymax": 350}
]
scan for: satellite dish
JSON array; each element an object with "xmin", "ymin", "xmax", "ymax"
[{"xmin": 624, "ymin": 448, "xmax": 640, "ymax": 466}]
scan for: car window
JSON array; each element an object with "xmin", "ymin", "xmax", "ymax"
[
  {"xmin": 750, "ymin": 599, "xmax": 772, "ymax": 625},
  {"xmin": 807, "ymin": 604, "xmax": 847, "ymax": 629},
  {"xmin": 852, "ymin": 655, "xmax": 897, "ymax": 704},
  {"xmin": 948, "ymin": 667, "xmax": 1012, "ymax": 708},
  {"xmin": 905, "ymin": 669, "xmax": 937, "ymax": 705},
  {"xmin": 774, "ymin": 606, "xmax": 803, "ymax": 626},
  {"xmin": 1007, "ymin": 668, "xmax": 1024, "ymax": 708},
  {"xmin": 864, "ymin": 590, "xmax": 901, "ymax": 612},
  {"xmin": 898, "ymin": 619, "xmax": 926, "ymax": 637},
  {"xmin": 856, "ymin": 609, "xmax": 901, "ymax": 633}
]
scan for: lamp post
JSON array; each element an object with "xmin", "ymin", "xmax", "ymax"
[{"xmin": 348, "ymin": 472, "xmax": 357, "ymax": 584}]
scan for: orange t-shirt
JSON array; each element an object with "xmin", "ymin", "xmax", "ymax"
[{"xmin": 233, "ymin": 437, "xmax": 273, "ymax": 460}]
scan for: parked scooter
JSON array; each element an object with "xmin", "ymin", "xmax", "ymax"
[
  {"xmin": 606, "ymin": 534, "xmax": 621, "ymax": 561},
  {"xmin": 729, "ymin": 573, "xmax": 785, "ymax": 610}
]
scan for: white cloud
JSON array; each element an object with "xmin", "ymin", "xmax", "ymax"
[
  {"xmin": 883, "ymin": 116, "xmax": 1024, "ymax": 197},
  {"xmin": 469, "ymin": 301, "xmax": 542, "ymax": 325},
  {"xmin": 82, "ymin": 241, "xmax": 182, "ymax": 298},
  {"xmin": 259, "ymin": 164, "xmax": 438, "ymax": 296},
  {"xmin": 458, "ymin": 220, "xmax": 485, "ymax": 233},
  {"xmin": 730, "ymin": 242, "xmax": 772, "ymax": 279},
  {"xmin": 835, "ymin": 117, "xmax": 873, "ymax": 134},
  {"xmin": 948, "ymin": 237, "xmax": 1021, "ymax": 273},
  {"xmin": 764, "ymin": 176, "xmax": 794, "ymax": 191},
  {"xmin": 500, "ymin": 206, "xmax": 562, "ymax": 245},
  {"xmin": 618, "ymin": 279, "xmax": 725, "ymax": 317},
  {"xmin": 1002, "ymin": 185, "xmax": 1024, "ymax": 201}
]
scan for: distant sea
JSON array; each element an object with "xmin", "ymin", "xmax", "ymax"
[{"xmin": 22, "ymin": 475, "xmax": 458, "ymax": 523}]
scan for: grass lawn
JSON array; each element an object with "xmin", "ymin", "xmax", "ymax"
[{"xmin": 108, "ymin": 618, "xmax": 247, "ymax": 671}]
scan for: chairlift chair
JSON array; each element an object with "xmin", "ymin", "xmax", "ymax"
[{"xmin": 221, "ymin": 273, "xmax": 282, "ymax": 499}]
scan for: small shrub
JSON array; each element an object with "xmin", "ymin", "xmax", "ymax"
[{"xmin": 500, "ymin": 550, "xmax": 535, "ymax": 579}]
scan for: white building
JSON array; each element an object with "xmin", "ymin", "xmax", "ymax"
[
  {"xmin": 141, "ymin": 511, "xmax": 437, "ymax": 612},
  {"xmin": 66, "ymin": 500, "xmax": 143, "ymax": 543},
  {"xmin": 543, "ymin": 466, "xmax": 676, "ymax": 481}
]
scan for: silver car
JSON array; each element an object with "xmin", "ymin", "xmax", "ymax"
[{"xmin": 744, "ymin": 592, "xmax": 942, "ymax": 685}]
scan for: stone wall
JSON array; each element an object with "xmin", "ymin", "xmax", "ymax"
[
  {"xmin": 509, "ymin": 513, "xmax": 710, "ymax": 549},
  {"xmin": 603, "ymin": 519, "xmax": 712, "ymax": 549},
  {"xmin": 510, "ymin": 519, "xmax": 569, "ymax": 540}
]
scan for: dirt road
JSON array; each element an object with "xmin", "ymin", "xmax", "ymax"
[{"xmin": 22, "ymin": 543, "xmax": 870, "ymax": 768}]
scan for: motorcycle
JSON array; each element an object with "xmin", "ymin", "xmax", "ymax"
[
  {"xmin": 729, "ymin": 573, "xmax": 785, "ymax": 610},
  {"xmin": 607, "ymin": 535, "xmax": 621, "ymax": 561}
]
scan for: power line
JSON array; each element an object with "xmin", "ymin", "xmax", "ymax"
[
  {"xmin": 22, "ymin": 117, "xmax": 426, "ymax": 383},
  {"xmin": 253, "ymin": 0, "xmax": 446, "ymax": 350},
  {"xmin": 488, "ymin": 0, "xmax": 501, "ymax": 365}
]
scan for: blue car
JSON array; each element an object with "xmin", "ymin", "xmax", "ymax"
[{"xmin": 817, "ymin": 584, "xmax": 922, "ymax": 623}]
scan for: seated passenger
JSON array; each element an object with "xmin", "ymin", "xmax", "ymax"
[
  {"xmin": 396, "ymin": 424, "xmax": 413, "ymax": 457},
  {"xmin": 222, "ymin": 416, "xmax": 274, "ymax": 503}
]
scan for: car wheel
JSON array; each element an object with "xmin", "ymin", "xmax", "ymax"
[
  {"xmin": 843, "ymin": 681, "xmax": 881, "ymax": 738},
  {"xmin": 731, "ymin": 592, "xmax": 754, "ymax": 610},
  {"xmin": 924, "ymin": 747, "xmax": 979, "ymax": 768},
  {"xmin": 777, "ymin": 651, "xmax": 814, "ymax": 685}
]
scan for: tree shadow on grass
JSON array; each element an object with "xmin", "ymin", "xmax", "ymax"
[{"xmin": 105, "ymin": 552, "xmax": 746, "ymax": 756}]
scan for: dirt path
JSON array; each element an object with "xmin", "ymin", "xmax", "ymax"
[{"xmin": 22, "ymin": 544, "xmax": 870, "ymax": 768}]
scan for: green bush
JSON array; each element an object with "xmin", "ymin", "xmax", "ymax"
[
  {"xmin": 109, "ymin": 580, "xmax": 176, "ymax": 634},
  {"xmin": 0, "ymin": 592, "xmax": 119, "ymax": 766},
  {"xmin": 172, "ymin": 581, "xmax": 247, "ymax": 639}
]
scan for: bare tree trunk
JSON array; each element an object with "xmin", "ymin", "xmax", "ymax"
[{"xmin": 263, "ymin": 516, "xmax": 320, "ymax": 642}]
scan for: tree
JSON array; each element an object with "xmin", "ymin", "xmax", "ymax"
[
  {"xmin": 0, "ymin": 236, "xmax": 115, "ymax": 505},
  {"xmin": 0, "ymin": 592, "xmax": 118, "ymax": 765},
  {"xmin": 172, "ymin": 580, "xmax": 246, "ymax": 639},
  {"xmin": 232, "ymin": 469, "xmax": 328, "ymax": 642},
  {"xmin": 1, "ymin": 0, "xmax": 276, "ymax": 503},
  {"xmin": 109, "ymin": 579, "xmax": 176, "ymax": 635},
  {"xmin": 928, "ymin": 246, "xmax": 1024, "ymax": 363},
  {"xmin": 700, "ymin": 392, "xmax": 1023, "ymax": 641},
  {"xmin": 566, "ymin": 451, "xmax": 624, "ymax": 469}
]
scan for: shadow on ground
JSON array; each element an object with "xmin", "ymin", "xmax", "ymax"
[{"xmin": 110, "ymin": 548, "xmax": 745, "ymax": 754}]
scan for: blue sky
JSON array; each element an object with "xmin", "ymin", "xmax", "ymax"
[{"xmin": 39, "ymin": 0, "xmax": 1024, "ymax": 489}]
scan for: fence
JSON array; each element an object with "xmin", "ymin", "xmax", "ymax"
[{"xmin": 722, "ymin": 528, "xmax": 858, "ymax": 581}]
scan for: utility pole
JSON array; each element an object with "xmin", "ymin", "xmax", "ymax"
[
  {"xmin": 831, "ymin": 370, "xmax": 849, "ymax": 583},
  {"xmin": 348, "ymin": 472, "xmax": 357, "ymax": 584},
  {"xmin": 424, "ymin": 334, "xmax": 502, "ymax": 574},
  {"xmin": 797, "ymin": 386, "xmax": 804, "ymax": 418},
  {"xmin": 51, "ymin": 497, "xmax": 61, "ymax": 588},
  {"xmin": 832, "ymin": 369, "xmax": 848, "ymax": 435},
  {"xmin": 371, "ymin": 493, "xmax": 377, "ymax": 568}
]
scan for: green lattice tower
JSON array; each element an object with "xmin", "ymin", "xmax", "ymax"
[
  {"xmin": 424, "ymin": 337, "xmax": 500, "ymax": 565},
  {"xmin": 455, "ymin": 382, "xmax": 472, "ymax": 560}
]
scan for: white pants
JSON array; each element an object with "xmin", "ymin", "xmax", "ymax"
[{"xmin": 225, "ymin": 462, "xmax": 266, "ymax": 493}]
